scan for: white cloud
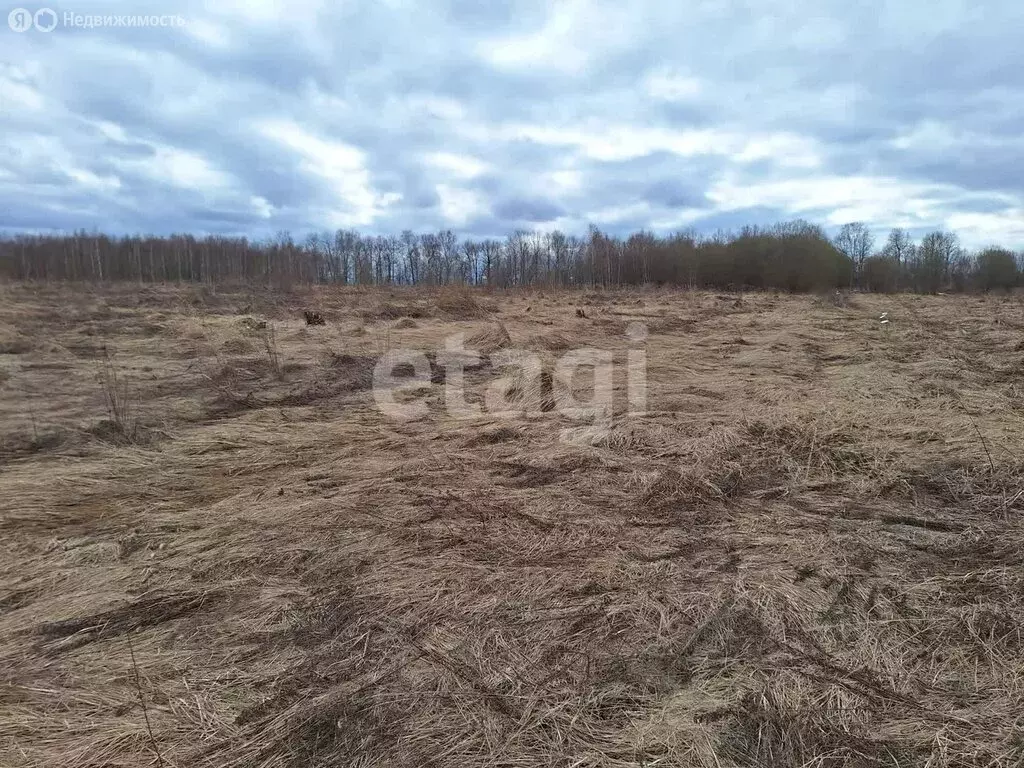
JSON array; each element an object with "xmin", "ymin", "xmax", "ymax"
[
  {"xmin": 478, "ymin": 0, "xmax": 591, "ymax": 74},
  {"xmin": 94, "ymin": 121, "xmax": 128, "ymax": 143},
  {"xmin": 707, "ymin": 170, "xmax": 1024, "ymax": 246},
  {"xmin": 478, "ymin": 0, "xmax": 636, "ymax": 75},
  {"xmin": 251, "ymin": 196, "xmax": 274, "ymax": 219},
  {"xmin": 587, "ymin": 201, "xmax": 652, "ymax": 226},
  {"xmin": 3, "ymin": 134, "xmax": 124, "ymax": 197},
  {"xmin": 436, "ymin": 184, "xmax": 488, "ymax": 226},
  {"xmin": 142, "ymin": 147, "xmax": 233, "ymax": 191},
  {"xmin": 0, "ymin": 76, "xmax": 44, "ymax": 112},
  {"xmin": 643, "ymin": 69, "xmax": 702, "ymax": 101},
  {"xmin": 423, "ymin": 152, "xmax": 489, "ymax": 179},
  {"xmin": 183, "ymin": 19, "xmax": 233, "ymax": 48},
  {"xmin": 543, "ymin": 169, "xmax": 583, "ymax": 194},
  {"xmin": 650, "ymin": 208, "xmax": 708, "ymax": 230},
  {"xmin": 891, "ymin": 121, "xmax": 965, "ymax": 151},
  {"xmin": 260, "ymin": 120, "xmax": 399, "ymax": 226},
  {"xmin": 735, "ymin": 134, "xmax": 821, "ymax": 169},
  {"xmin": 205, "ymin": 0, "xmax": 325, "ymax": 27},
  {"xmin": 947, "ymin": 210, "xmax": 1024, "ymax": 249},
  {"xmin": 708, "ymin": 173, "xmax": 948, "ymax": 224},
  {"xmin": 66, "ymin": 168, "xmax": 121, "ymax": 193},
  {"xmin": 466, "ymin": 121, "xmax": 821, "ymax": 168}
]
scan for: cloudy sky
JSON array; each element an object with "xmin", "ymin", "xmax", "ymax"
[{"xmin": 3, "ymin": 0, "xmax": 1023, "ymax": 247}]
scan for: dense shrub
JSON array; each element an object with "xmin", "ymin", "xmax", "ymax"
[
  {"xmin": 862, "ymin": 256, "xmax": 901, "ymax": 293},
  {"xmin": 974, "ymin": 248, "xmax": 1019, "ymax": 292}
]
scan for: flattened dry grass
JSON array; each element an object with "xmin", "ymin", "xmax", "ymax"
[{"xmin": 2, "ymin": 283, "xmax": 1024, "ymax": 767}]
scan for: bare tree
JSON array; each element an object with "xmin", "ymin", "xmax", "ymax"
[
  {"xmin": 461, "ymin": 239, "xmax": 480, "ymax": 284},
  {"xmin": 915, "ymin": 231, "xmax": 958, "ymax": 294},
  {"xmin": 881, "ymin": 228, "xmax": 914, "ymax": 266},
  {"xmin": 439, "ymin": 230, "xmax": 459, "ymax": 284},
  {"xmin": 400, "ymin": 230, "xmax": 419, "ymax": 285},
  {"xmin": 1, "ymin": 222, "xmax": 1019, "ymax": 296},
  {"xmin": 481, "ymin": 239, "xmax": 501, "ymax": 286},
  {"xmin": 834, "ymin": 222, "xmax": 874, "ymax": 287}
]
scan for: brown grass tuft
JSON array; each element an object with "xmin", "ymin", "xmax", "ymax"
[
  {"xmin": 465, "ymin": 321, "xmax": 512, "ymax": 354},
  {"xmin": 364, "ymin": 301, "xmax": 430, "ymax": 321},
  {"xmin": 436, "ymin": 286, "xmax": 488, "ymax": 319},
  {"xmin": 523, "ymin": 330, "xmax": 575, "ymax": 351}
]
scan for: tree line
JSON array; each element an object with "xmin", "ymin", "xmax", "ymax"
[{"xmin": 1, "ymin": 221, "xmax": 1021, "ymax": 293}]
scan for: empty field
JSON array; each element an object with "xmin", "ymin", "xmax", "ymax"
[{"xmin": 2, "ymin": 283, "xmax": 1024, "ymax": 767}]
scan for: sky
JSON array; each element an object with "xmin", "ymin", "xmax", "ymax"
[{"xmin": 2, "ymin": 0, "xmax": 1024, "ymax": 248}]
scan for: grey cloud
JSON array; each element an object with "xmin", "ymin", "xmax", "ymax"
[
  {"xmin": 644, "ymin": 180, "xmax": 705, "ymax": 209},
  {"xmin": 493, "ymin": 197, "xmax": 566, "ymax": 223},
  {"xmin": 1, "ymin": 0, "xmax": 1024, "ymax": 245}
]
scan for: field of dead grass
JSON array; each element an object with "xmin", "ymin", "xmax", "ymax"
[{"xmin": 2, "ymin": 281, "xmax": 1024, "ymax": 767}]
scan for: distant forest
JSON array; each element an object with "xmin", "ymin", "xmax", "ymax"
[{"xmin": 1, "ymin": 221, "xmax": 1021, "ymax": 294}]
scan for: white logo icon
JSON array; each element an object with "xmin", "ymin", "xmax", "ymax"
[
  {"xmin": 8, "ymin": 8, "xmax": 33, "ymax": 31},
  {"xmin": 34, "ymin": 8, "xmax": 57, "ymax": 31},
  {"xmin": 7, "ymin": 7, "xmax": 58, "ymax": 32}
]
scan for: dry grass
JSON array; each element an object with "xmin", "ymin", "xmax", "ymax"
[
  {"xmin": 436, "ymin": 286, "xmax": 491, "ymax": 319},
  {"xmin": 3, "ymin": 282, "xmax": 1024, "ymax": 767},
  {"xmin": 465, "ymin": 322, "xmax": 512, "ymax": 354}
]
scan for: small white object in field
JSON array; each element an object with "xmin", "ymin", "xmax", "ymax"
[
  {"xmin": 880, "ymin": 319, "xmax": 890, "ymax": 325},
  {"xmin": 879, "ymin": 312, "xmax": 889, "ymax": 320}
]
